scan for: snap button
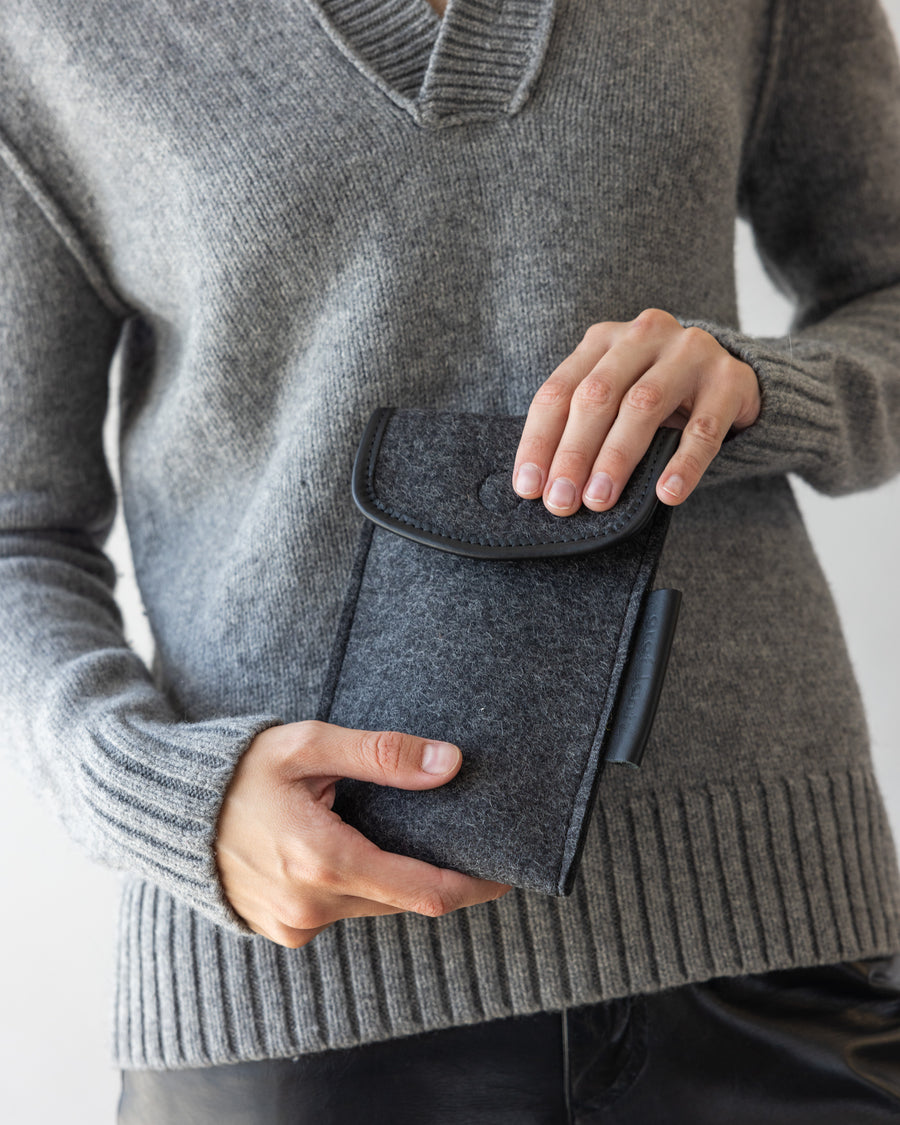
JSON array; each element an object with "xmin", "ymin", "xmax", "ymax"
[{"xmin": 477, "ymin": 471, "xmax": 521, "ymax": 514}]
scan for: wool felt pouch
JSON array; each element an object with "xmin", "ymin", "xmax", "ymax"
[{"xmin": 316, "ymin": 408, "xmax": 682, "ymax": 896}]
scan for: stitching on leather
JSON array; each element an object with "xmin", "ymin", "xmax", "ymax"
[{"xmin": 364, "ymin": 428, "xmax": 670, "ymax": 549}]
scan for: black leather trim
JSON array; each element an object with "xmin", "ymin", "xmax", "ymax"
[
  {"xmin": 603, "ymin": 587, "xmax": 683, "ymax": 768},
  {"xmin": 558, "ymin": 584, "xmax": 682, "ymax": 897},
  {"xmin": 351, "ymin": 406, "xmax": 682, "ymax": 559}
]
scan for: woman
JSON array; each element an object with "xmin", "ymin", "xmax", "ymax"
[{"xmin": 2, "ymin": 0, "xmax": 900, "ymax": 1120}]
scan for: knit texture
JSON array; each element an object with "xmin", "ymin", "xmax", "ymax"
[{"xmin": 2, "ymin": 0, "xmax": 900, "ymax": 1068}]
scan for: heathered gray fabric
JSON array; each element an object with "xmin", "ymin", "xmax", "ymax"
[
  {"xmin": 321, "ymin": 411, "xmax": 674, "ymax": 892},
  {"xmin": 2, "ymin": 0, "xmax": 900, "ymax": 1070}
]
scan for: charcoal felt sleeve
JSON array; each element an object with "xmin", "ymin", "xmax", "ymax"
[{"xmin": 316, "ymin": 409, "xmax": 682, "ymax": 895}]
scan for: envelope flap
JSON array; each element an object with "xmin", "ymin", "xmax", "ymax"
[{"xmin": 352, "ymin": 407, "xmax": 680, "ymax": 559}]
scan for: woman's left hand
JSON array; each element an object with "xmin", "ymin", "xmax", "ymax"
[{"xmin": 512, "ymin": 309, "xmax": 761, "ymax": 513}]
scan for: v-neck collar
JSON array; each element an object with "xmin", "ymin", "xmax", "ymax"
[{"xmin": 303, "ymin": 0, "xmax": 557, "ymax": 127}]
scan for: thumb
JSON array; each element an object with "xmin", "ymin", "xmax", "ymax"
[{"xmin": 294, "ymin": 721, "xmax": 463, "ymax": 790}]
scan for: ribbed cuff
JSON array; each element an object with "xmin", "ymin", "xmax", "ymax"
[
  {"xmin": 50, "ymin": 666, "xmax": 281, "ymax": 934},
  {"xmin": 679, "ymin": 319, "xmax": 844, "ymax": 491}
]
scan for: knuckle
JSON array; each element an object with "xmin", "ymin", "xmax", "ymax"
[
  {"xmin": 676, "ymin": 327, "xmax": 720, "ymax": 367},
  {"xmin": 578, "ymin": 322, "xmax": 609, "ymax": 350},
  {"xmin": 599, "ymin": 442, "xmax": 630, "ymax": 472},
  {"xmin": 572, "ymin": 374, "xmax": 616, "ymax": 412},
  {"xmin": 280, "ymin": 900, "xmax": 329, "ymax": 931},
  {"xmin": 274, "ymin": 931, "xmax": 311, "ymax": 950},
  {"xmin": 410, "ymin": 889, "xmax": 455, "ymax": 919},
  {"xmin": 276, "ymin": 852, "xmax": 322, "ymax": 897},
  {"xmin": 363, "ymin": 729, "xmax": 406, "ymax": 777},
  {"xmin": 624, "ymin": 380, "xmax": 665, "ymax": 414},
  {"xmin": 733, "ymin": 357, "xmax": 758, "ymax": 385},
  {"xmin": 253, "ymin": 724, "xmax": 308, "ymax": 780},
  {"xmin": 631, "ymin": 307, "xmax": 672, "ymax": 336},
  {"xmin": 675, "ymin": 448, "xmax": 708, "ymax": 479},
  {"xmin": 518, "ymin": 431, "xmax": 554, "ymax": 463},
  {"xmin": 531, "ymin": 378, "xmax": 569, "ymax": 409},
  {"xmin": 292, "ymin": 719, "xmax": 324, "ymax": 746},
  {"xmin": 275, "ymin": 899, "xmax": 307, "ymax": 930},
  {"xmin": 680, "ymin": 325, "xmax": 711, "ymax": 350},
  {"xmin": 553, "ymin": 445, "xmax": 591, "ymax": 473},
  {"xmin": 305, "ymin": 857, "xmax": 341, "ymax": 893},
  {"xmin": 687, "ymin": 413, "xmax": 724, "ymax": 448},
  {"xmin": 282, "ymin": 720, "xmax": 322, "ymax": 769},
  {"xmin": 719, "ymin": 355, "xmax": 749, "ymax": 387}
]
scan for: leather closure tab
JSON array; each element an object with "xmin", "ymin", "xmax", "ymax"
[{"xmin": 351, "ymin": 406, "xmax": 681, "ymax": 559}]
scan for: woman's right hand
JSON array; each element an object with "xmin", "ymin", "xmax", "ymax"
[{"xmin": 215, "ymin": 720, "xmax": 510, "ymax": 947}]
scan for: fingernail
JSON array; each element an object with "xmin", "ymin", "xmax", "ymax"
[
  {"xmin": 422, "ymin": 742, "xmax": 460, "ymax": 774},
  {"xmin": 547, "ymin": 478, "xmax": 576, "ymax": 510},
  {"xmin": 515, "ymin": 463, "xmax": 542, "ymax": 495},
  {"xmin": 661, "ymin": 474, "xmax": 684, "ymax": 499},
  {"xmin": 585, "ymin": 472, "xmax": 613, "ymax": 504}
]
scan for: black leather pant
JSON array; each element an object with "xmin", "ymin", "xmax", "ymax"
[{"xmin": 119, "ymin": 955, "xmax": 900, "ymax": 1124}]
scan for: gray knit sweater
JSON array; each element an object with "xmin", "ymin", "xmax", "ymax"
[{"xmin": 2, "ymin": 0, "xmax": 900, "ymax": 1070}]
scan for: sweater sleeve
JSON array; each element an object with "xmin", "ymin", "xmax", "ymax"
[
  {"xmin": 696, "ymin": 0, "xmax": 900, "ymax": 496},
  {"xmin": 0, "ymin": 159, "xmax": 277, "ymax": 934}
]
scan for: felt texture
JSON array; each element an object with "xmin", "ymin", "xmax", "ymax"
[
  {"xmin": 2, "ymin": 0, "xmax": 900, "ymax": 1070},
  {"xmin": 320, "ymin": 410, "xmax": 674, "ymax": 892},
  {"xmin": 352, "ymin": 408, "xmax": 678, "ymax": 556}
]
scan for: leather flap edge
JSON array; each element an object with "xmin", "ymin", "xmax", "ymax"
[{"xmin": 351, "ymin": 407, "xmax": 681, "ymax": 559}]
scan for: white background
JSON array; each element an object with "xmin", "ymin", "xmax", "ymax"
[{"xmin": 2, "ymin": 5, "xmax": 900, "ymax": 1120}]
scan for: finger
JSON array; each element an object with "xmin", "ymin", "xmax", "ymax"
[
  {"xmin": 579, "ymin": 357, "xmax": 693, "ymax": 511},
  {"xmin": 257, "ymin": 809, "xmax": 510, "ymax": 933},
  {"xmin": 261, "ymin": 851, "xmax": 510, "ymax": 949},
  {"xmin": 226, "ymin": 852, "xmax": 409, "ymax": 928},
  {"xmin": 269, "ymin": 923, "xmax": 330, "ymax": 950},
  {"xmin": 512, "ymin": 322, "xmax": 620, "ymax": 499},
  {"xmin": 541, "ymin": 329, "xmax": 664, "ymax": 515},
  {"xmin": 266, "ymin": 867, "xmax": 501, "ymax": 938},
  {"xmin": 356, "ymin": 851, "xmax": 512, "ymax": 919},
  {"xmin": 224, "ymin": 844, "xmax": 410, "ymax": 940},
  {"xmin": 655, "ymin": 384, "xmax": 746, "ymax": 505},
  {"xmin": 280, "ymin": 720, "xmax": 463, "ymax": 791},
  {"xmin": 224, "ymin": 831, "xmax": 408, "ymax": 938},
  {"xmin": 324, "ymin": 819, "xmax": 511, "ymax": 919},
  {"xmin": 247, "ymin": 917, "xmax": 332, "ymax": 949},
  {"xmin": 265, "ymin": 888, "xmax": 407, "ymax": 936}
]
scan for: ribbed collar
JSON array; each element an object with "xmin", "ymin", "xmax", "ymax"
[{"xmin": 304, "ymin": 0, "xmax": 557, "ymax": 126}]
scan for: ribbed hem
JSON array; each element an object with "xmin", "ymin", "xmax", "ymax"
[{"xmin": 114, "ymin": 764, "xmax": 900, "ymax": 1068}]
